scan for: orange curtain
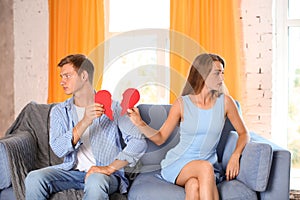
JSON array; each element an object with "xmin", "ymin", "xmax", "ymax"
[
  {"xmin": 170, "ymin": 0, "xmax": 243, "ymax": 103},
  {"xmin": 48, "ymin": 0, "xmax": 105, "ymax": 103}
]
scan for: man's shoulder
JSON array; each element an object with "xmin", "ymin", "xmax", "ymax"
[{"xmin": 51, "ymin": 98, "xmax": 72, "ymax": 114}]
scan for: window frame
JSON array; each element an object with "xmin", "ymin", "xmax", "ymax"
[
  {"xmin": 102, "ymin": 0, "xmax": 170, "ymax": 104},
  {"xmin": 273, "ymin": 0, "xmax": 300, "ymax": 190},
  {"xmin": 272, "ymin": 0, "xmax": 289, "ymax": 148}
]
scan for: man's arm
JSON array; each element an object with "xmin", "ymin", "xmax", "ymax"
[
  {"xmin": 49, "ymin": 105, "xmax": 78, "ymax": 158},
  {"xmin": 72, "ymin": 103, "xmax": 104, "ymax": 145},
  {"xmin": 115, "ymin": 102, "xmax": 147, "ymax": 167},
  {"xmin": 115, "ymin": 135, "xmax": 147, "ymax": 167}
]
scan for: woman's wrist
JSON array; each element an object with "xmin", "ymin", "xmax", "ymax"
[
  {"xmin": 137, "ymin": 120, "xmax": 146, "ymax": 127},
  {"xmin": 232, "ymin": 152, "xmax": 241, "ymax": 159}
]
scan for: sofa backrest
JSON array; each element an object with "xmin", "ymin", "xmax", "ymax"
[
  {"xmin": 137, "ymin": 104, "xmax": 177, "ymax": 169},
  {"xmin": 137, "ymin": 103, "xmax": 238, "ymax": 170}
]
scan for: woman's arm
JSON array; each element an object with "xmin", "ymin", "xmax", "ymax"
[
  {"xmin": 224, "ymin": 95, "xmax": 250, "ymax": 180},
  {"xmin": 128, "ymin": 98, "xmax": 182, "ymax": 145}
]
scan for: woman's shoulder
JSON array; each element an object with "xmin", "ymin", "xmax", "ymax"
[
  {"xmin": 223, "ymin": 94, "xmax": 238, "ymax": 112},
  {"xmin": 223, "ymin": 94, "xmax": 235, "ymax": 103},
  {"xmin": 170, "ymin": 97, "xmax": 185, "ymax": 113},
  {"xmin": 172, "ymin": 96, "xmax": 184, "ymax": 107},
  {"xmin": 175, "ymin": 96, "xmax": 190, "ymax": 106}
]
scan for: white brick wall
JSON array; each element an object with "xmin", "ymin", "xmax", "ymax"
[
  {"xmin": 13, "ymin": 0, "xmax": 49, "ymax": 117},
  {"xmin": 240, "ymin": 0, "xmax": 273, "ymax": 139}
]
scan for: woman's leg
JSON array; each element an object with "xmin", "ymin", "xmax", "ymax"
[
  {"xmin": 176, "ymin": 160, "xmax": 219, "ymax": 200},
  {"xmin": 184, "ymin": 177, "xmax": 200, "ymax": 200}
]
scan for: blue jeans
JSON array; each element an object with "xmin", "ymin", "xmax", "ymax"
[{"xmin": 25, "ymin": 167, "xmax": 119, "ymax": 200}]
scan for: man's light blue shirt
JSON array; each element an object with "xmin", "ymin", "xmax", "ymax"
[{"xmin": 49, "ymin": 97, "xmax": 147, "ymax": 193}]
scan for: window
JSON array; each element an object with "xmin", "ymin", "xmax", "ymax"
[
  {"xmin": 108, "ymin": 0, "xmax": 169, "ymax": 32},
  {"xmin": 273, "ymin": 0, "xmax": 300, "ymax": 190},
  {"xmin": 101, "ymin": 0, "xmax": 170, "ymax": 104}
]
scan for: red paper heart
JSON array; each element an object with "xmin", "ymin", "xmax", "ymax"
[
  {"xmin": 120, "ymin": 88, "xmax": 140, "ymax": 115},
  {"xmin": 94, "ymin": 90, "xmax": 113, "ymax": 120}
]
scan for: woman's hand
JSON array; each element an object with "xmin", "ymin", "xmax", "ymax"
[
  {"xmin": 127, "ymin": 108, "xmax": 145, "ymax": 127},
  {"xmin": 225, "ymin": 153, "xmax": 240, "ymax": 181}
]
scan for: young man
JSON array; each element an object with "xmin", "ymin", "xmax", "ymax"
[{"xmin": 25, "ymin": 54, "xmax": 147, "ymax": 200}]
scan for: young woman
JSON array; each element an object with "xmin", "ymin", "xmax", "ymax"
[{"xmin": 127, "ymin": 53, "xmax": 250, "ymax": 200}]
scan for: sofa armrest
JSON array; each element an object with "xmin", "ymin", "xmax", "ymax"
[
  {"xmin": 0, "ymin": 131, "xmax": 37, "ymax": 200},
  {"xmin": 250, "ymin": 132, "xmax": 291, "ymax": 200},
  {"xmin": 0, "ymin": 141, "xmax": 11, "ymax": 190}
]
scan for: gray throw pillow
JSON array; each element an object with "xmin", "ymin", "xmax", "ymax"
[{"xmin": 237, "ymin": 142, "xmax": 273, "ymax": 192}]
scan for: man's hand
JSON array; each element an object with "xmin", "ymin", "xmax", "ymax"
[
  {"xmin": 85, "ymin": 166, "xmax": 115, "ymax": 180},
  {"xmin": 83, "ymin": 103, "xmax": 104, "ymax": 125},
  {"xmin": 225, "ymin": 153, "xmax": 240, "ymax": 181}
]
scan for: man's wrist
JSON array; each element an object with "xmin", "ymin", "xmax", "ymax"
[
  {"xmin": 81, "ymin": 118, "xmax": 91, "ymax": 127},
  {"xmin": 107, "ymin": 165, "xmax": 117, "ymax": 173},
  {"xmin": 73, "ymin": 126, "xmax": 80, "ymax": 139}
]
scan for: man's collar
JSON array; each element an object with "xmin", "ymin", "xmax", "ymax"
[{"xmin": 65, "ymin": 96, "xmax": 75, "ymax": 111}]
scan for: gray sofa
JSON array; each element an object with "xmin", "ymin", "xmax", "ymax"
[{"xmin": 0, "ymin": 102, "xmax": 291, "ymax": 200}]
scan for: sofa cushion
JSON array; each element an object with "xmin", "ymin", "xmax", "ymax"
[
  {"xmin": 221, "ymin": 131, "xmax": 238, "ymax": 169},
  {"xmin": 128, "ymin": 171, "xmax": 185, "ymax": 200},
  {"xmin": 0, "ymin": 142, "xmax": 11, "ymax": 190},
  {"xmin": 48, "ymin": 189, "xmax": 127, "ymax": 200},
  {"xmin": 237, "ymin": 142, "xmax": 273, "ymax": 192},
  {"xmin": 218, "ymin": 179, "xmax": 258, "ymax": 200},
  {"xmin": 0, "ymin": 186, "xmax": 15, "ymax": 200}
]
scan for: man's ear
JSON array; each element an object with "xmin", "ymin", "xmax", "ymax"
[{"xmin": 82, "ymin": 70, "xmax": 88, "ymax": 81}]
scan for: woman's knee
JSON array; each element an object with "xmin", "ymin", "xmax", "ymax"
[
  {"xmin": 201, "ymin": 161, "xmax": 214, "ymax": 173},
  {"xmin": 190, "ymin": 160, "xmax": 213, "ymax": 169},
  {"xmin": 188, "ymin": 160, "xmax": 215, "ymax": 177}
]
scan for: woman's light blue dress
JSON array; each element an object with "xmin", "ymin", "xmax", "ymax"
[{"xmin": 161, "ymin": 94, "xmax": 225, "ymax": 183}]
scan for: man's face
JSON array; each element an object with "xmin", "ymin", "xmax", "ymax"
[{"xmin": 59, "ymin": 63, "xmax": 81, "ymax": 95}]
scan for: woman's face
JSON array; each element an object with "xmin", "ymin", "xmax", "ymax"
[{"xmin": 205, "ymin": 61, "xmax": 224, "ymax": 91}]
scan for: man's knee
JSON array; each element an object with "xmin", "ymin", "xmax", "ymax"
[
  {"xmin": 25, "ymin": 170, "xmax": 45, "ymax": 188},
  {"xmin": 85, "ymin": 173, "xmax": 110, "ymax": 191},
  {"xmin": 25, "ymin": 169, "xmax": 51, "ymax": 200}
]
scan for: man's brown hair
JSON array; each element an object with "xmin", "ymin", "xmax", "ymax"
[{"xmin": 58, "ymin": 54, "xmax": 94, "ymax": 84}]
